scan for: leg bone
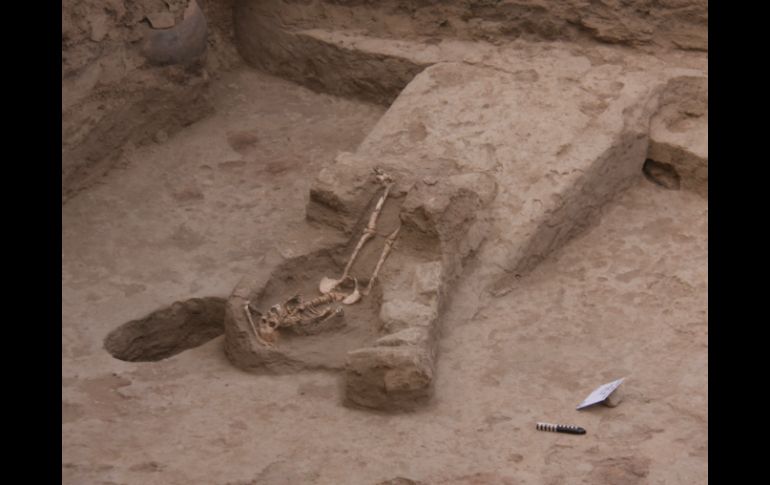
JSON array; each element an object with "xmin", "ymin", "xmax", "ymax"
[
  {"xmin": 362, "ymin": 224, "xmax": 401, "ymax": 296},
  {"xmin": 320, "ymin": 181, "xmax": 393, "ymax": 295}
]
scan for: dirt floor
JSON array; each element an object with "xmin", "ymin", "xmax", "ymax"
[{"xmin": 62, "ymin": 61, "xmax": 706, "ymax": 484}]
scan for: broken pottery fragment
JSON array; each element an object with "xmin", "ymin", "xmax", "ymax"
[
  {"xmin": 146, "ymin": 12, "xmax": 176, "ymax": 30},
  {"xmin": 142, "ymin": 0, "xmax": 207, "ymax": 65}
]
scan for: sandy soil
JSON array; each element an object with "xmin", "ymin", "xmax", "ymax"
[
  {"xmin": 62, "ymin": 66, "xmax": 383, "ymax": 356},
  {"xmin": 62, "ymin": 66, "xmax": 706, "ymax": 484}
]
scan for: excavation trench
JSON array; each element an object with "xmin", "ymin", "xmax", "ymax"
[
  {"xmin": 643, "ymin": 158, "xmax": 682, "ymax": 191},
  {"xmin": 96, "ymin": 2, "xmax": 706, "ymax": 402},
  {"xmin": 65, "ymin": 1, "xmax": 707, "ymax": 481},
  {"xmin": 104, "ymin": 297, "xmax": 226, "ymax": 362},
  {"xmin": 102, "ymin": 147, "xmax": 694, "ymax": 365}
]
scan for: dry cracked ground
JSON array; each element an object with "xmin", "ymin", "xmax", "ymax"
[{"xmin": 62, "ymin": 1, "xmax": 706, "ymax": 484}]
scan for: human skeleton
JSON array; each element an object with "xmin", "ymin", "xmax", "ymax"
[{"xmin": 245, "ymin": 168, "xmax": 400, "ymax": 347}]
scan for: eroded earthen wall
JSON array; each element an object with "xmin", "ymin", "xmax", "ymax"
[{"xmin": 61, "ymin": 0, "xmax": 239, "ymax": 202}]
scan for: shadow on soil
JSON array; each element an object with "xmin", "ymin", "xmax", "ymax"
[{"xmin": 104, "ymin": 297, "xmax": 225, "ymax": 362}]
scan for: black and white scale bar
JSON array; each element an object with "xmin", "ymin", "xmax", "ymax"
[{"xmin": 536, "ymin": 422, "xmax": 586, "ymax": 435}]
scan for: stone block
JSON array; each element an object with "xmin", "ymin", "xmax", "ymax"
[
  {"xmin": 379, "ymin": 299, "xmax": 437, "ymax": 333},
  {"xmin": 375, "ymin": 327, "xmax": 430, "ymax": 347},
  {"xmin": 346, "ymin": 346, "xmax": 434, "ymax": 411},
  {"xmin": 411, "ymin": 261, "xmax": 442, "ymax": 297}
]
